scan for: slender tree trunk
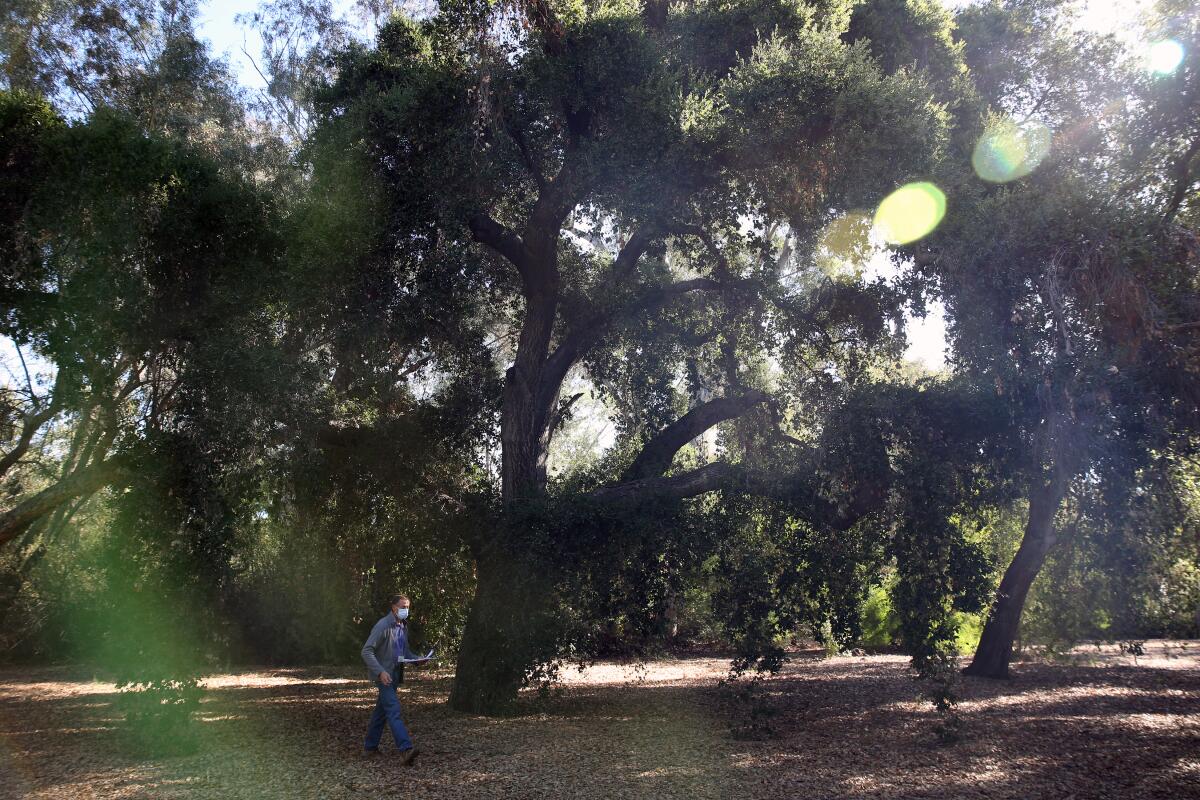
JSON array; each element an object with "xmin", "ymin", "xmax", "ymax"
[{"xmin": 963, "ymin": 470, "xmax": 1069, "ymax": 678}]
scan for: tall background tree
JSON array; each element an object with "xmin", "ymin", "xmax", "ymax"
[{"xmin": 919, "ymin": 0, "xmax": 1200, "ymax": 678}]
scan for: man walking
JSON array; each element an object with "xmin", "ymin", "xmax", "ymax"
[{"xmin": 361, "ymin": 593, "xmax": 425, "ymax": 764}]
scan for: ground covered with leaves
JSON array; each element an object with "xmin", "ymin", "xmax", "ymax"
[{"xmin": 1, "ymin": 641, "xmax": 1197, "ymax": 799}]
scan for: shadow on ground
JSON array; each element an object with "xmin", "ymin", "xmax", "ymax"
[{"xmin": 1, "ymin": 642, "xmax": 1197, "ymax": 799}]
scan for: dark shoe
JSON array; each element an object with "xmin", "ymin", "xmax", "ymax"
[
  {"xmin": 399, "ymin": 747, "xmax": 420, "ymax": 766},
  {"xmin": 363, "ymin": 748, "xmax": 380, "ymax": 758}
]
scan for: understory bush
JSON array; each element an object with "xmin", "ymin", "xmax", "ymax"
[{"xmin": 115, "ymin": 673, "xmax": 204, "ymax": 756}]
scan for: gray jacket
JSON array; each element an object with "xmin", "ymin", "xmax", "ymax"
[{"xmin": 361, "ymin": 613, "xmax": 420, "ymax": 684}]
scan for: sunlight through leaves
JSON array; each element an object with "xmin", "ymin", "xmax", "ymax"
[
  {"xmin": 1146, "ymin": 40, "xmax": 1185, "ymax": 75},
  {"xmin": 817, "ymin": 212, "xmax": 876, "ymax": 278}
]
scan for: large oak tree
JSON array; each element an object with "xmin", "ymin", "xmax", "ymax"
[{"xmin": 311, "ymin": 0, "xmax": 969, "ymax": 713}]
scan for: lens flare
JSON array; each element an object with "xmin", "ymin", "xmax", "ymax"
[
  {"xmin": 873, "ymin": 183, "xmax": 946, "ymax": 245},
  {"xmin": 972, "ymin": 119, "xmax": 1052, "ymax": 183},
  {"xmin": 817, "ymin": 212, "xmax": 875, "ymax": 277},
  {"xmin": 1146, "ymin": 40, "xmax": 1185, "ymax": 75}
]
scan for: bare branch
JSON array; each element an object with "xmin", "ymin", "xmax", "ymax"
[
  {"xmin": 623, "ymin": 389, "xmax": 769, "ymax": 481},
  {"xmin": 550, "ymin": 391, "xmax": 585, "ymax": 433},
  {"xmin": 672, "ymin": 223, "xmax": 734, "ymax": 281},
  {"xmin": 587, "ymin": 461, "xmax": 738, "ymax": 503},
  {"xmin": 396, "ymin": 353, "xmax": 436, "ymax": 380},
  {"xmin": 469, "ymin": 213, "xmax": 530, "ymax": 274},
  {"xmin": 540, "ymin": 277, "xmax": 723, "ymax": 411},
  {"xmin": 610, "ymin": 227, "xmax": 658, "ymax": 282},
  {"xmin": 0, "ymin": 402, "xmax": 60, "ymax": 480},
  {"xmin": 0, "ymin": 457, "xmax": 130, "ymax": 549},
  {"xmin": 14, "ymin": 344, "xmax": 35, "ymax": 401}
]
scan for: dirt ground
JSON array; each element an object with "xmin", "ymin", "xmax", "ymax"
[{"xmin": 1, "ymin": 640, "xmax": 1197, "ymax": 800}]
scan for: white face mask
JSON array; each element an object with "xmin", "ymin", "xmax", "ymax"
[{"xmin": 395, "ymin": 607, "xmax": 409, "ymax": 621}]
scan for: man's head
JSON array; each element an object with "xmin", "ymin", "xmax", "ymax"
[{"xmin": 390, "ymin": 593, "xmax": 411, "ymax": 621}]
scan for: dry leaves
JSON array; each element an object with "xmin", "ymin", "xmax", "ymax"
[{"xmin": 1, "ymin": 641, "xmax": 1197, "ymax": 799}]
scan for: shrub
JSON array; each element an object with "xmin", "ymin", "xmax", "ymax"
[{"xmin": 114, "ymin": 673, "xmax": 204, "ymax": 756}]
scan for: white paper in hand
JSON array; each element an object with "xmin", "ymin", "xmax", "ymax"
[{"xmin": 399, "ymin": 648, "xmax": 435, "ymax": 664}]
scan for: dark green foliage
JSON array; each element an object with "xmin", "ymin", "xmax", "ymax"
[
  {"xmin": 302, "ymin": 0, "xmax": 972, "ymax": 713},
  {"xmin": 1020, "ymin": 461, "xmax": 1200, "ymax": 649},
  {"xmin": 114, "ymin": 674, "xmax": 203, "ymax": 756},
  {"xmin": 0, "ymin": 89, "xmax": 285, "ymax": 666}
]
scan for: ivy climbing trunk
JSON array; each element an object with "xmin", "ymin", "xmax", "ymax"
[{"xmin": 448, "ymin": 551, "xmax": 529, "ymax": 714}]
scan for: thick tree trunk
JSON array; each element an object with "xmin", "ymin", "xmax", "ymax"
[
  {"xmin": 455, "ymin": 328, "xmax": 559, "ymax": 714},
  {"xmin": 453, "ymin": 321, "xmax": 557, "ymax": 713},
  {"xmin": 448, "ymin": 553, "xmax": 529, "ymax": 714},
  {"xmin": 963, "ymin": 471, "xmax": 1069, "ymax": 679},
  {"xmin": 453, "ymin": 383, "xmax": 557, "ymax": 715},
  {"xmin": 499, "ymin": 364, "xmax": 557, "ymax": 502},
  {"xmin": 460, "ymin": 207, "xmax": 566, "ymax": 713},
  {"xmin": 456, "ymin": 197, "xmax": 760, "ymax": 713}
]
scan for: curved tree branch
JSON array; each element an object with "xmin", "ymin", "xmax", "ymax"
[
  {"xmin": 469, "ymin": 213, "xmax": 530, "ymax": 275},
  {"xmin": 623, "ymin": 390, "xmax": 770, "ymax": 481},
  {"xmin": 671, "ymin": 223, "xmax": 733, "ymax": 281},
  {"xmin": 587, "ymin": 461, "xmax": 739, "ymax": 503},
  {"xmin": 0, "ymin": 400, "xmax": 60, "ymax": 481},
  {"xmin": 610, "ymin": 227, "xmax": 658, "ymax": 282}
]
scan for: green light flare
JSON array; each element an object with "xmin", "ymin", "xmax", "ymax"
[
  {"xmin": 873, "ymin": 183, "xmax": 947, "ymax": 246},
  {"xmin": 972, "ymin": 119, "xmax": 1052, "ymax": 183},
  {"xmin": 817, "ymin": 212, "xmax": 875, "ymax": 278}
]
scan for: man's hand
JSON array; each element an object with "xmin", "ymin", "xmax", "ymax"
[{"xmin": 379, "ymin": 671, "xmax": 392, "ymax": 686}]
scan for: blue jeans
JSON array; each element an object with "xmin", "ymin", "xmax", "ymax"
[{"xmin": 364, "ymin": 667, "xmax": 413, "ymax": 751}]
